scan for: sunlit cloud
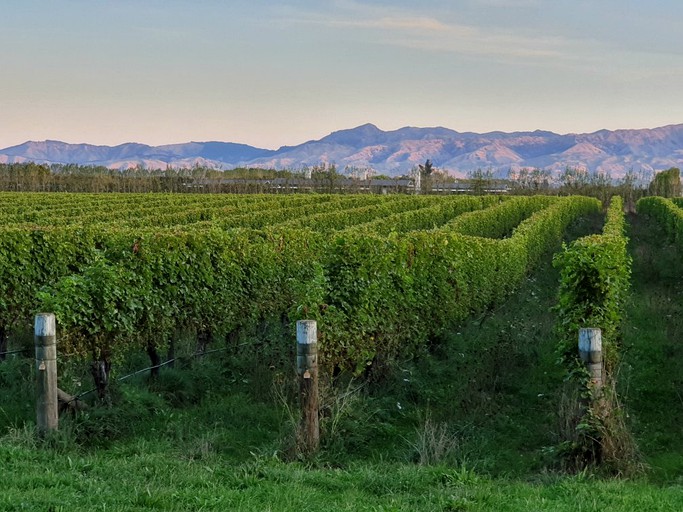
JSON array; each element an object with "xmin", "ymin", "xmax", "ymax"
[
  {"xmin": 282, "ymin": 7, "xmax": 586, "ymax": 63},
  {"xmin": 337, "ymin": 16, "xmax": 453, "ymax": 33},
  {"xmin": 279, "ymin": 0, "xmax": 683, "ymax": 77},
  {"xmin": 469, "ymin": 0, "xmax": 541, "ymax": 6}
]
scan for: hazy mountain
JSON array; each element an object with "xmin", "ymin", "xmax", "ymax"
[
  {"xmin": 1, "ymin": 123, "xmax": 682, "ymax": 177},
  {"xmin": 0, "ymin": 140, "xmax": 275, "ymax": 168}
]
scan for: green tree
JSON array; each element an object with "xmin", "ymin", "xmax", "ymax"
[
  {"xmin": 418, "ymin": 160, "xmax": 434, "ymax": 192},
  {"xmin": 467, "ymin": 168, "xmax": 494, "ymax": 195},
  {"xmin": 616, "ymin": 169, "xmax": 647, "ymax": 211},
  {"xmin": 311, "ymin": 164, "xmax": 342, "ymax": 193},
  {"xmin": 558, "ymin": 166, "xmax": 590, "ymax": 193},
  {"xmin": 648, "ymin": 167, "xmax": 681, "ymax": 197},
  {"xmin": 508, "ymin": 167, "xmax": 553, "ymax": 194},
  {"xmin": 419, "ymin": 159, "xmax": 434, "ymax": 179}
]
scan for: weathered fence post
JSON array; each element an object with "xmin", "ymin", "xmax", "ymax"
[
  {"xmin": 296, "ymin": 320, "xmax": 319, "ymax": 454},
  {"xmin": 35, "ymin": 313, "xmax": 58, "ymax": 434},
  {"xmin": 578, "ymin": 328, "xmax": 603, "ymax": 392}
]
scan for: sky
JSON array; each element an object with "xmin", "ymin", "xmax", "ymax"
[{"xmin": 2, "ymin": 0, "xmax": 683, "ymax": 149}]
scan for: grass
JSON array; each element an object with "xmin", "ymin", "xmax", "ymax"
[
  {"xmin": 1, "ymin": 210, "xmax": 683, "ymax": 510},
  {"xmin": 619, "ymin": 213, "xmax": 683, "ymax": 483},
  {"xmin": 1, "ymin": 433, "xmax": 682, "ymax": 511}
]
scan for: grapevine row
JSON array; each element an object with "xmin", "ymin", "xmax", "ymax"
[
  {"xmin": 1, "ymin": 195, "xmax": 598, "ymax": 386},
  {"xmin": 637, "ymin": 196, "xmax": 683, "ymax": 244},
  {"xmin": 554, "ymin": 195, "xmax": 631, "ymax": 372}
]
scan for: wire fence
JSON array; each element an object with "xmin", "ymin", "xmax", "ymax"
[
  {"xmin": 0, "ymin": 348, "xmax": 31, "ymax": 358},
  {"xmin": 65, "ymin": 343, "xmax": 253, "ymax": 404},
  {"xmin": 2, "ymin": 338, "xmax": 265, "ymax": 409}
]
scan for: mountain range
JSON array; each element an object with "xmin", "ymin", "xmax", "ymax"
[{"xmin": 1, "ymin": 123, "xmax": 682, "ymax": 178}]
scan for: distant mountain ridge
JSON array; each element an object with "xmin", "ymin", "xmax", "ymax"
[{"xmin": 2, "ymin": 123, "xmax": 682, "ymax": 177}]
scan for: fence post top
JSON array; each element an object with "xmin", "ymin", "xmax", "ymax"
[
  {"xmin": 296, "ymin": 320, "xmax": 317, "ymax": 345},
  {"xmin": 35, "ymin": 313, "xmax": 56, "ymax": 337},
  {"xmin": 578, "ymin": 327, "xmax": 602, "ymax": 352}
]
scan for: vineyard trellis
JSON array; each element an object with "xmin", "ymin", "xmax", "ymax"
[{"xmin": 0, "ymin": 192, "xmax": 600, "ymax": 398}]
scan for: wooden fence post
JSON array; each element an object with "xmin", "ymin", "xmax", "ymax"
[
  {"xmin": 296, "ymin": 320, "xmax": 319, "ymax": 454},
  {"xmin": 578, "ymin": 327, "xmax": 603, "ymax": 391},
  {"xmin": 35, "ymin": 313, "xmax": 58, "ymax": 435}
]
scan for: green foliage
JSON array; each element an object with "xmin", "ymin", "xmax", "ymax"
[
  {"xmin": 554, "ymin": 196, "xmax": 631, "ymax": 372},
  {"xmin": 38, "ymin": 253, "xmax": 147, "ymax": 362},
  {"xmin": 0, "ymin": 162, "xmax": 298, "ymax": 193},
  {"xmin": 0, "ymin": 193, "xmax": 600, "ymax": 382},
  {"xmin": 343, "ymin": 195, "xmax": 504, "ymax": 235},
  {"xmin": 0, "ymin": 226, "xmax": 97, "ymax": 339},
  {"xmin": 637, "ymin": 196, "xmax": 683, "ymax": 244},
  {"xmin": 648, "ymin": 167, "xmax": 681, "ymax": 198},
  {"xmin": 505, "ymin": 196, "xmax": 601, "ymax": 271},
  {"xmin": 314, "ymin": 196, "xmax": 600, "ymax": 374},
  {"xmin": 508, "ymin": 167, "xmax": 553, "ymax": 193},
  {"xmin": 553, "ymin": 196, "xmax": 634, "ymax": 470},
  {"xmin": 444, "ymin": 195, "xmax": 557, "ymax": 238},
  {"xmin": 276, "ymin": 195, "xmax": 441, "ymax": 232},
  {"xmin": 465, "ymin": 168, "xmax": 495, "ymax": 195}
]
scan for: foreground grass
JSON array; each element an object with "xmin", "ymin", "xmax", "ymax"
[{"xmin": 2, "ymin": 440, "xmax": 681, "ymax": 511}]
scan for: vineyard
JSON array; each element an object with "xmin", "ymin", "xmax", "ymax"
[
  {"xmin": 0, "ymin": 193, "xmax": 599, "ymax": 391},
  {"xmin": 1, "ymin": 192, "xmax": 682, "ymax": 510}
]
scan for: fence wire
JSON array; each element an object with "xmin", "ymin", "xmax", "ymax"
[
  {"xmin": 1, "ymin": 340, "xmax": 260, "ymax": 405},
  {"xmin": 66, "ymin": 343, "xmax": 254, "ymax": 404},
  {"xmin": 0, "ymin": 348, "xmax": 31, "ymax": 358}
]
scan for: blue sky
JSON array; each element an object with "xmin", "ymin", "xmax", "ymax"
[{"xmin": 2, "ymin": 0, "xmax": 682, "ymax": 149}]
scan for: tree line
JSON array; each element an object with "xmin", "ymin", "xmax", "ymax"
[{"xmin": 0, "ymin": 162, "xmax": 679, "ymax": 204}]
